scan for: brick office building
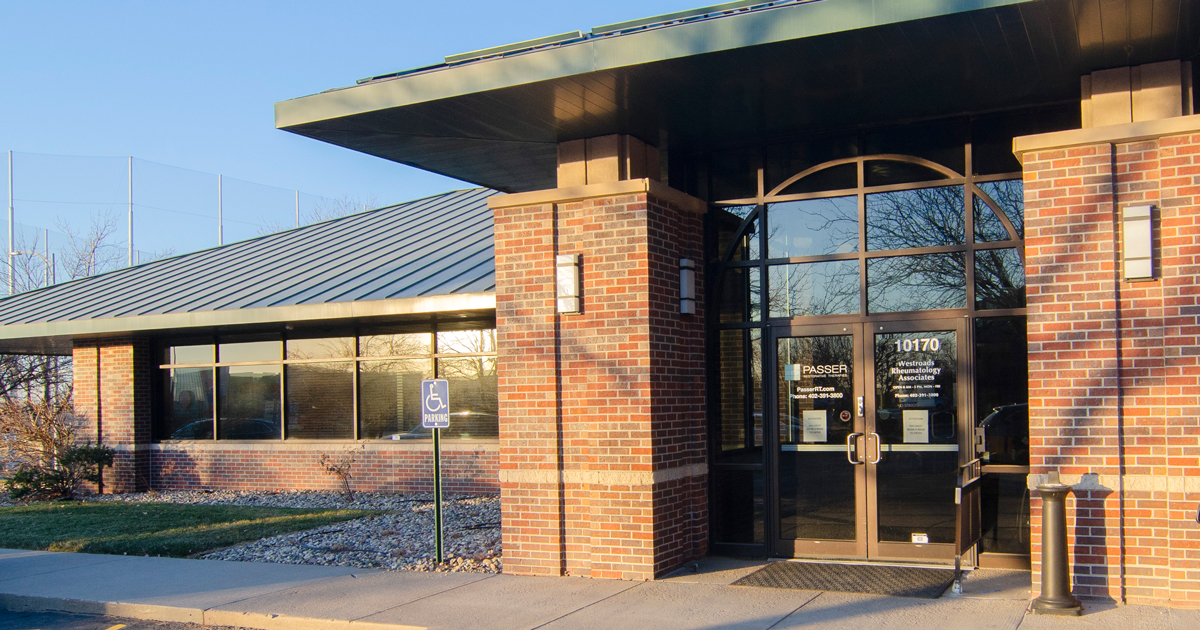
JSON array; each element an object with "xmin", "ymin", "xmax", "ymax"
[{"xmin": 1, "ymin": 0, "xmax": 1198, "ymax": 607}]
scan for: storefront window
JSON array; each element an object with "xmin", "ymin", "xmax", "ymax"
[
  {"xmin": 359, "ymin": 359, "xmax": 432, "ymax": 439},
  {"xmin": 767, "ymin": 197, "xmax": 857, "ymax": 258},
  {"xmin": 867, "ymin": 253, "xmax": 966, "ymax": 312},
  {"xmin": 217, "ymin": 365, "xmax": 282, "ymax": 440},
  {"xmin": 157, "ymin": 325, "xmax": 496, "ymax": 442},
  {"xmin": 285, "ymin": 362, "xmax": 354, "ymax": 439},
  {"xmin": 159, "ymin": 367, "xmax": 214, "ymax": 440}
]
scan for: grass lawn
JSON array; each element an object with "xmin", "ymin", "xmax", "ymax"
[{"xmin": 0, "ymin": 501, "xmax": 377, "ymax": 557}]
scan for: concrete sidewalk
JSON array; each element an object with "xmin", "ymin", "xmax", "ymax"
[{"xmin": 1, "ymin": 549, "xmax": 1195, "ymax": 630}]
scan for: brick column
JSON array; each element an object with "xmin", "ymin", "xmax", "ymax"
[
  {"xmin": 72, "ymin": 338, "xmax": 152, "ymax": 493},
  {"xmin": 491, "ymin": 179, "xmax": 708, "ymax": 580},
  {"xmin": 1018, "ymin": 115, "xmax": 1200, "ymax": 608}
]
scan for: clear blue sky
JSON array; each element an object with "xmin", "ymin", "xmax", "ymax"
[{"xmin": 0, "ymin": 1, "xmax": 701, "ymax": 205}]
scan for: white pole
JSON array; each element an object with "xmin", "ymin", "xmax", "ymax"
[
  {"xmin": 127, "ymin": 156, "xmax": 133, "ymax": 266},
  {"xmin": 295, "ymin": 190, "xmax": 300, "ymax": 228},
  {"xmin": 218, "ymin": 174, "xmax": 223, "ymax": 246},
  {"xmin": 43, "ymin": 228, "xmax": 49, "ymax": 287},
  {"xmin": 7, "ymin": 150, "xmax": 13, "ymax": 295}
]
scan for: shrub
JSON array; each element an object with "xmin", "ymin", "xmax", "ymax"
[{"xmin": 6, "ymin": 443, "xmax": 114, "ymax": 500}]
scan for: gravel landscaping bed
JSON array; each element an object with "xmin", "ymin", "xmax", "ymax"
[{"xmin": 84, "ymin": 490, "xmax": 502, "ymax": 573}]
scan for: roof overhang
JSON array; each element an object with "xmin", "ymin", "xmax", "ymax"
[
  {"xmin": 0, "ymin": 292, "xmax": 496, "ymax": 356},
  {"xmin": 275, "ymin": 0, "xmax": 1200, "ymax": 192}
]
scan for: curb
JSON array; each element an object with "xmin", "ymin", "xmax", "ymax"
[{"xmin": 0, "ymin": 593, "xmax": 425, "ymax": 630}]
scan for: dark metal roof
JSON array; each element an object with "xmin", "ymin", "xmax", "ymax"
[
  {"xmin": 276, "ymin": 0, "xmax": 1200, "ymax": 193},
  {"xmin": 0, "ymin": 188, "xmax": 497, "ymax": 350}
]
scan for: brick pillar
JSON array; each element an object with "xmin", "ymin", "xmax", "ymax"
[
  {"xmin": 72, "ymin": 338, "xmax": 152, "ymax": 493},
  {"xmin": 491, "ymin": 179, "xmax": 708, "ymax": 580},
  {"xmin": 1018, "ymin": 116, "xmax": 1200, "ymax": 608}
]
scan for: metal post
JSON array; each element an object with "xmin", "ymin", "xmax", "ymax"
[
  {"xmin": 7, "ymin": 150, "xmax": 13, "ymax": 296},
  {"xmin": 1032, "ymin": 471, "xmax": 1082, "ymax": 616},
  {"xmin": 127, "ymin": 156, "xmax": 133, "ymax": 266},
  {"xmin": 295, "ymin": 190, "xmax": 300, "ymax": 228},
  {"xmin": 218, "ymin": 174, "xmax": 224, "ymax": 246},
  {"xmin": 433, "ymin": 426, "xmax": 444, "ymax": 563},
  {"xmin": 43, "ymin": 229, "xmax": 49, "ymax": 286}
]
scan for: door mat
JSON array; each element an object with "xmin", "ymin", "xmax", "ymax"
[{"xmin": 732, "ymin": 561, "xmax": 955, "ymax": 599}]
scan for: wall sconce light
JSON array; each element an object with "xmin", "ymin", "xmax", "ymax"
[
  {"xmin": 1121, "ymin": 205, "xmax": 1154, "ymax": 281},
  {"xmin": 556, "ymin": 254, "xmax": 580, "ymax": 314},
  {"xmin": 680, "ymin": 258, "xmax": 696, "ymax": 315}
]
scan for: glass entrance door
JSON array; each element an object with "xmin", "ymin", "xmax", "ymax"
[
  {"xmin": 865, "ymin": 320, "xmax": 965, "ymax": 562},
  {"xmin": 774, "ymin": 324, "xmax": 866, "ymax": 558},
  {"xmin": 774, "ymin": 320, "xmax": 966, "ymax": 562}
]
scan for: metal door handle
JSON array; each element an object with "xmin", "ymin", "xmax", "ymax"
[
  {"xmin": 867, "ymin": 433, "xmax": 883, "ymax": 464},
  {"xmin": 846, "ymin": 432, "xmax": 864, "ymax": 465}
]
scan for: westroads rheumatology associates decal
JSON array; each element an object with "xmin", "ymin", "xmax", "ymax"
[{"xmin": 885, "ymin": 336, "xmax": 951, "ymax": 444}]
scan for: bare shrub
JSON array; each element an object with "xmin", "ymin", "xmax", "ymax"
[{"xmin": 319, "ymin": 443, "xmax": 365, "ymax": 503}]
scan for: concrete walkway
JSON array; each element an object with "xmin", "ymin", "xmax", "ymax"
[{"xmin": 1, "ymin": 549, "xmax": 1195, "ymax": 630}]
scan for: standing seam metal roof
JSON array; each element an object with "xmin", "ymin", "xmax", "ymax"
[{"xmin": 0, "ymin": 188, "xmax": 498, "ymax": 327}]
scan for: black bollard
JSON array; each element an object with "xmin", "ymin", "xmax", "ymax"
[{"xmin": 1032, "ymin": 471, "xmax": 1082, "ymax": 616}]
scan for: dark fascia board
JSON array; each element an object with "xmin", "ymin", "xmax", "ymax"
[{"xmin": 275, "ymin": 0, "xmax": 1033, "ymax": 130}]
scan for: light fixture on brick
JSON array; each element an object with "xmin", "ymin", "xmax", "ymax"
[
  {"xmin": 1121, "ymin": 205, "xmax": 1154, "ymax": 281},
  {"xmin": 680, "ymin": 258, "xmax": 696, "ymax": 315},
  {"xmin": 556, "ymin": 253, "xmax": 581, "ymax": 313}
]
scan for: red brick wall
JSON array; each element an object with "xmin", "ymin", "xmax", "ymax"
[
  {"xmin": 71, "ymin": 338, "xmax": 152, "ymax": 493},
  {"xmin": 1022, "ymin": 130, "xmax": 1200, "ymax": 608},
  {"xmin": 493, "ymin": 185, "xmax": 707, "ymax": 580},
  {"xmin": 151, "ymin": 443, "xmax": 498, "ymax": 494}
]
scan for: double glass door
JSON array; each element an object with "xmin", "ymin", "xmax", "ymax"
[{"xmin": 774, "ymin": 319, "xmax": 966, "ymax": 562}]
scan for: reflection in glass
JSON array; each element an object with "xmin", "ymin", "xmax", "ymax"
[
  {"xmin": 167, "ymin": 344, "xmax": 213, "ymax": 365},
  {"xmin": 286, "ymin": 337, "xmax": 354, "ymax": 360},
  {"xmin": 358, "ymin": 359, "xmax": 431, "ymax": 439},
  {"xmin": 161, "ymin": 368, "xmax": 213, "ymax": 439},
  {"xmin": 873, "ymin": 330, "xmax": 957, "ymax": 544},
  {"xmin": 217, "ymin": 365, "xmax": 281, "ymax": 439},
  {"xmin": 285, "ymin": 362, "xmax": 353, "ymax": 439},
  {"xmin": 711, "ymin": 468, "xmax": 765, "ymax": 544},
  {"xmin": 974, "ymin": 180, "xmax": 1024, "ymax": 241},
  {"xmin": 716, "ymin": 206, "xmax": 757, "ymax": 261},
  {"xmin": 975, "ymin": 249, "xmax": 1025, "ymax": 310},
  {"xmin": 729, "ymin": 216, "xmax": 761, "ymax": 261},
  {"xmin": 866, "ymin": 186, "xmax": 964, "ymax": 251},
  {"xmin": 777, "ymin": 335, "xmax": 857, "ymax": 541},
  {"xmin": 718, "ymin": 330, "xmax": 745, "ymax": 454},
  {"xmin": 768, "ymin": 261, "xmax": 860, "ymax": 318},
  {"xmin": 434, "ymin": 357, "xmax": 499, "ymax": 439},
  {"xmin": 980, "ymin": 473, "xmax": 1031, "ymax": 554},
  {"xmin": 358, "ymin": 332, "xmax": 431, "ymax": 358},
  {"xmin": 867, "ymin": 254, "xmax": 965, "ymax": 312},
  {"xmin": 719, "ymin": 267, "xmax": 762, "ymax": 323},
  {"xmin": 437, "ymin": 329, "xmax": 496, "ymax": 354},
  {"xmin": 219, "ymin": 340, "xmax": 280, "ymax": 364},
  {"xmin": 749, "ymin": 329, "xmax": 763, "ymax": 448},
  {"xmin": 767, "ymin": 197, "xmax": 858, "ymax": 258},
  {"xmin": 975, "ymin": 317, "xmax": 1028, "ymax": 465}
]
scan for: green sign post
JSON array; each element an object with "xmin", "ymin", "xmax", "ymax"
[{"xmin": 421, "ymin": 379, "xmax": 450, "ymax": 564}]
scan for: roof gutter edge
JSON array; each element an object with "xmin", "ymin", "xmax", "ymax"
[{"xmin": 0, "ymin": 292, "xmax": 497, "ymax": 343}]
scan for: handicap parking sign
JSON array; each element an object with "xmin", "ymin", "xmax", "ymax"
[{"xmin": 421, "ymin": 379, "xmax": 450, "ymax": 429}]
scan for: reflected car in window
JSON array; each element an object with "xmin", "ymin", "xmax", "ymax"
[{"xmin": 376, "ymin": 411, "xmax": 499, "ymax": 441}]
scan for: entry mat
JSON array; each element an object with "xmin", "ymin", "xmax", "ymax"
[{"xmin": 732, "ymin": 561, "xmax": 955, "ymax": 599}]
